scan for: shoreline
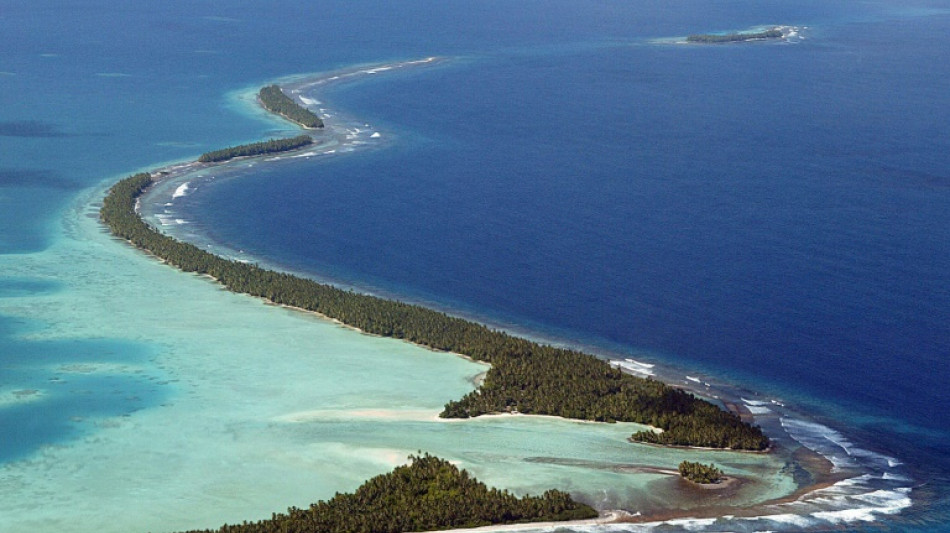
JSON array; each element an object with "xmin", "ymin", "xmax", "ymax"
[
  {"xmin": 110, "ymin": 59, "xmax": 908, "ymax": 530},
  {"xmin": 412, "ymin": 511, "xmax": 631, "ymax": 533}
]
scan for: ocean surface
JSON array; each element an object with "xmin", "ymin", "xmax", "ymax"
[{"xmin": 2, "ymin": 1, "xmax": 949, "ymax": 532}]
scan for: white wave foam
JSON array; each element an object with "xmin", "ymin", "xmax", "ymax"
[
  {"xmin": 780, "ymin": 417, "xmax": 859, "ymax": 469},
  {"xmin": 664, "ymin": 517, "xmax": 717, "ymax": 531},
  {"xmin": 610, "ymin": 358, "xmax": 655, "ymax": 376},
  {"xmin": 784, "ymin": 476, "xmax": 913, "ymax": 527},
  {"xmin": 883, "ymin": 472, "xmax": 911, "ymax": 482},
  {"xmin": 371, "ymin": 132, "xmax": 381, "ymax": 138},
  {"xmin": 741, "ymin": 397, "xmax": 769, "ymax": 406},
  {"xmin": 812, "ymin": 508, "xmax": 878, "ymax": 524},
  {"xmin": 626, "ymin": 358, "xmax": 653, "ymax": 368},
  {"xmin": 810, "ymin": 475, "xmax": 873, "ymax": 497},
  {"xmin": 853, "ymin": 487, "xmax": 912, "ymax": 507},
  {"xmin": 363, "ymin": 66, "xmax": 393, "ymax": 74},
  {"xmin": 172, "ymin": 182, "xmax": 190, "ymax": 198},
  {"xmin": 174, "ymin": 219, "xmax": 187, "ymax": 225},
  {"xmin": 742, "ymin": 398, "xmax": 773, "ymax": 414},
  {"xmin": 298, "ymin": 96, "xmax": 320, "ymax": 106},
  {"xmin": 742, "ymin": 513, "xmax": 814, "ymax": 528},
  {"xmin": 810, "ymin": 488, "xmax": 912, "ymax": 525}
]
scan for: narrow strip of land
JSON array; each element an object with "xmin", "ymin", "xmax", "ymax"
[
  {"xmin": 687, "ymin": 28, "xmax": 784, "ymax": 43},
  {"xmin": 259, "ymin": 84, "xmax": 324, "ymax": 128},
  {"xmin": 103, "ymin": 73, "xmax": 769, "ymax": 452}
]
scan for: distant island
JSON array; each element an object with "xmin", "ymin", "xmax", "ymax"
[
  {"xmin": 259, "ymin": 84, "xmax": 324, "ymax": 128},
  {"xmin": 177, "ymin": 454, "xmax": 598, "ymax": 533},
  {"xmin": 687, "ymin": 28, "xmax": 784, "ymax": 43},
  {"xmin": 197, "ymin": 134, "xmax": 313, "ymax": 163}
]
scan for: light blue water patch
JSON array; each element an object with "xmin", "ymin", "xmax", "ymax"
[
  {"xmin": 0, "ymin": 278, "xmax": 61, "ymax": 298},
  {"xmin": 0, "ymin": 314, "xmax": 167, "ymax": 462},
  {"xmin": 1, "ymin": 0, "xmax": 949, "ymax": 531}
]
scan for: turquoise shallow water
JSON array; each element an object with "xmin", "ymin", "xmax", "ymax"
[
  {"xmin": 0, "ymin": 186, "xmax": 799, "ymax": 532},
  {"xmin": 2, "ymin": 0, "xmax": 949, "ymax": 531}
]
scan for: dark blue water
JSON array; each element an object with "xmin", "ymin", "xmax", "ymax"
[
  {"xmin": 2, "ymin": 0, "xmax": 949, "ymax": 530},
  {"xmin": 180, "ymin": 5, "xmax": 950, "ymax": 530},
  {"xmin": 192, "ymin": 6, "xmax": 950, "ymax": 433}
]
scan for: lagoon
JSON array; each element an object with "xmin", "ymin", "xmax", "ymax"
[{"xmin": 2, "ymin": 1, "xmax": 948, "ymax": 531}]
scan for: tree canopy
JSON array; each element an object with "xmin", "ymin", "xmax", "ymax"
[
  {"xmin": 259, "ymin": 85, "xmax": 324, "ymax": 128},
  {"xmin": 101, "ymin": 168, "xmax": 769, "ymax": 451},
  {"xmin": 178, "ymin": 454, "xmax": 597, "ymax": 533},
  {"xmin": 678, "ymin": 460, "xmax": 724, "ymax": 484},
  {"xmin": 197, "ymin": 135, "xmax": 313, "ymax": 163},
  {"xmin": 687, "ymin": 29, "xmax": 783, "ymax": 43},
  {"xmin": 101, "ymin": 79, "xmax": 771, "ymax": 452}
]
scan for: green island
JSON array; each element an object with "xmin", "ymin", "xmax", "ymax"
[
  {"xmin": 99, "ymin": 77, "xmax": 772, "ymax": 531},
  {"xmin": 178, "ymin": 454, "xmax": 597, "ymax": 533},
  {"xmin": 687, "ymin": 29, "xmax": 783, "ymax": 43},
  {"xmin": 101, "ymin": 167, "xmax": 768, "ymax": 450},
  {"xmin": 197, "ymin": 134, "xmax": 313, "ymax": 163},
  {"xmin": 259, "ymin": 84, "xmax": 325, "ymax": 129},
  {"xmin": 678, "ymin": 460, "xmax": 724, "ymax": 484}
]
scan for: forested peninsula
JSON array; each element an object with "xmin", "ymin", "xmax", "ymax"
[
  {"xmin": 259, "ymin": 84, "xmax": 324, "ymax": 128},
  {"xmin": 197, "ymin": 135, "xmax": 313, "ymax": 163},
  {"xmin": 101, "ymin": 162, "xmax": 768, "ymax": 451},
  {"xmin": 687, "ymin": 29, "xmax": 783, "ymax": 43},
  {"xmin": 178, "ymin": 454, "xmax": 597, "ymax": 533},
  {"xmin": 101, "ymin": 77, "xmax": 768, "ymax": 451}
]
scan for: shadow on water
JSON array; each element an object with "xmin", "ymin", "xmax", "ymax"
[{"xmin": 0, "ymin": 313, "xmax": 168, "ymax": 463}]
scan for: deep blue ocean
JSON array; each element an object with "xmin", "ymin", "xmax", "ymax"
[{"xmin": 2, "ymin": 0, "xmax": 949, "ymax": 531}]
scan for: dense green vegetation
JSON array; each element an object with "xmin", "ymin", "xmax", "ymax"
[
  {"xmin": 179, "ymin": 454, "xmax": 597, "ymax": 533},
  {"xmin": 197, "ymin": 134, "xmax": 313, "ymax": 163},
  {"xmin": 102, "ymin": 173, "xmax": 765, "ymax": 450},
  {"xmin": 259, "ymin": 84, "xmax": 324, "ymax": 128},
  {"xmin": 687, "ymin": 29, "xmax": 783, "ymax": 43},
  {"xmin": 101, "ymin": 169, "xmax": 769, "ymax": 450},
  {"xmin": 678, "ymin": 461, "xmax": 724, "ymax": 484},
  {"xmin": 102, "ymin": 80, "xmax": 772, "ymax": 452}
]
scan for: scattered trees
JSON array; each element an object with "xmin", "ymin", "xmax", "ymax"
[{"xmin": 678, "ymin": 461, "xmax": 724, "ymax": 484}]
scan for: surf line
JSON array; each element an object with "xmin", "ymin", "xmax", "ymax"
[
  {"xmin": 98, "ymin": 57, "xmax": 899, "ymax": 531},
  {"xmin": 107, "ymin": 60, "xmax": 770, "ymax": 450}
]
